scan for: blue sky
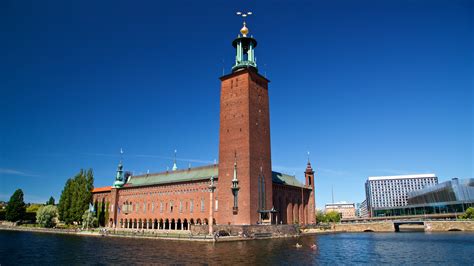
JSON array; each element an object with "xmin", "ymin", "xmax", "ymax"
[{"xmin": 0, "ymin": 0, "xmax": 472, "ymax": 208}]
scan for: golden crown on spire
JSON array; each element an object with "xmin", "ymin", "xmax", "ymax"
[{"xmin": 240, "ymin": 22, "xmax": 249, "ymax": 37}]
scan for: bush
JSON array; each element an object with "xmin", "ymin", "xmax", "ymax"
[
  {"xmin": 459, "ymin": 207, "xmax": 474, "ymax": 220},
  {"xmin": 82, "ymin": 210, "xmax": 98, "ymax": 228},
  {"xmin": 36, "ymin": 205, "xmax": 59, "ymax": 228},
  {"xmin": 316, "ymin": 210, "xmax": 341, "ymax": 223},
  {"xmin": 24, "ymin": 212, "xmax": 37, "ymax": 222}
]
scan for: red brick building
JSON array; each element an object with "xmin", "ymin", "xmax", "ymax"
[{"xmin": 92, "ymin": 22, "xmax": 315, "ymax": 230}]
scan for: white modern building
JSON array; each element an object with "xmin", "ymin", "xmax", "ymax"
[{"xmin": 365, "ymin": 174, "xmax": 438, "ymax": 217}]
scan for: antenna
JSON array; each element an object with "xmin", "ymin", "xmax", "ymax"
[
  {"xmin": 332, "ymin": 185, "xmax": 334, "ymax": 204},
  {"xmin": 222, "ymin": 58, "xmax": 225, "ymax": 76}
]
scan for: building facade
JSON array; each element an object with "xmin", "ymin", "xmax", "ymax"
[
  {"xmin": 92, "ymin": 22, "xmax": 316, "ymax": 230},
  {"xmin": 365, "ymin": 174, "xmax": 438, "ymax": 217},
  {"xmin": 369, "ymin": 178, "xmax": 474, "ymax": 217},
  {"xmin": 325, "ymin": 203, "xmax": 356, "ymax": 219},
  {"xmin": 358, "ymin": 199, "xmax": 369, "ymax": 218}
]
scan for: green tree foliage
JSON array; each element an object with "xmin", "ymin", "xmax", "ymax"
[
  {"xmin": 459, "ymin": 207, "xmax": 474, "ymax": 219},
  {"xmin": 26, "ymin": 204, "xmax": 42, "ymax": 213},
  {"xmin": 58, "ymin": 169, "xmax": 94, "ymax": 224},
  {"xmin": 5, "ymin": 189, "xmax": 26, "ymax": 222},
  {"xmin": 316, "ymin": 210, "xmax": 327, "ymax": 223},
  {"xmin": 82, "ymin": 210, "xmax": 98, "ymax": 228},
  {"xmin": 97, "ymin": 200, "xmax": 106, "ymax": 227},
  {"xmin": 36, "ymin": 205, "xmax": 59, "ymax": 228},
  {"xmin": 325, "ymin": 211, "xmax": 342, "ymax": 223},
  {"xmin": 46, "ymin": 196, "xmax": 55, "ymax": 205},
  {"xmin": 316, "ymin": 210, "xmax": 341, "ymax": 223}
]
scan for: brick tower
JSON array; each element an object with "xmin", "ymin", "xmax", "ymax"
[
  {"xmin": 305, "ymin": 160, "xmax": 316, "ymax": 224},
  {"xmin": 217, "ymin": 22, "xmax": 273, "ymax": 225}
]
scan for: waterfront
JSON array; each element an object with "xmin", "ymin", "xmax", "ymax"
[{"xmin": 0, "ymin": 231, "xmax": 473, "ymax": 265}]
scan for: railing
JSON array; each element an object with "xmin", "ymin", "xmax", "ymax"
[{"xmin": 107, "ymin": 229, "xmax": 213, "ymax": 240}]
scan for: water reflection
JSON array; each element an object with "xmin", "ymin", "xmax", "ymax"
[{"xmin": 0, "ymin": 231, "xmax": 473, "ymax": 265}]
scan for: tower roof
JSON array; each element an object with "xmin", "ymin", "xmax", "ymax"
[{"xmin": 305, "ymin": 161, "xmax": 314, "ymax": 173}]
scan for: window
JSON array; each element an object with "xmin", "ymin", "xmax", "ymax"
[
  {"xmin": 152, "ymin": 202, "xmax": 154, "ymax": 213},
  {"xmin": 201, "ymin": 198, "xmax": 205, "ymax": 212},
  {"xmin": 160, "ymin": 201, "xmax": 164, "ymax": 213},
  {"xmin": 179, "ymin": 200, "xmax": 183, "ymax": 213},
  {"xmin": 190, "ymin": 199, "xmax": 194, "ymax": 213},
  {"xmin": 170, "ymin": 201, "xmax": 174, "ymax": 213},
  {"xmin": 215, "ymin": 198, "xmax": 218, "ymax": 211},
  {"xmin": 143, "ymin": 202, "xmax": 146, "ymax": 213}
]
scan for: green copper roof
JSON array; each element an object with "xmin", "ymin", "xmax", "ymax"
[
  {"xmin": 272, "ymin": 172, "xmax": 307, "ymax": 188},
  {"xmin": 125, "ymin": 164, "xmax": 307, "ymax": 189},
  {"xmin": 127, "ymin": 165, "xmax": 218, "ymax": 187}
]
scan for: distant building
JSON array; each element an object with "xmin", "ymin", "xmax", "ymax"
[
  {"xmin": 408, "ymin": 178, "xmax": 474, "ymax": 205},
  {"xmin": 365, "ymin": 174, "xmax": 438, "ymax": 217},
  {"xmin": 368, "ymin": 178, "xmax": 474, "ymax": 217},
  {"xmin": 325, "ymin": 202, "xmax": 356, "ymax": 219},
  {"xmin": 358, "ymin": 199, "xmax": 369, "ymax": 218}
]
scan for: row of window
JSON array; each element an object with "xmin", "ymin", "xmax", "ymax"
[{"xmin": 119, "ymin": 198, "xmax": 219, "ymax": 214}]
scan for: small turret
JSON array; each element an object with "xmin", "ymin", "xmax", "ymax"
[
  {"xmin": 113, "ymin": 149, "xmax": 125, "ymax": 188},
  {"xmin": 232, "ymin": 21, "xmax": 258, "ymax": 73},
  {"xmin": 172, "ymin": 149, "xmax": 178, "ymax": 171}
]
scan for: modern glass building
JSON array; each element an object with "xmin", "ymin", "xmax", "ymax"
[
  {"xmin": 365, "ymin": 174, "xmax": 438, "ymax": 217},
  {"xmin": 372, "ymin": 178, "xmax": 474, "ymax": 217},
  {"xmin": 408, "ymin": 178, "xmax": 474, "ymax": 204}
]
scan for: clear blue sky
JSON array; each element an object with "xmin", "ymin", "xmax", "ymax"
[{"xmin": 1, "ymin": 0, "xmax": 472, "ymax": 208}]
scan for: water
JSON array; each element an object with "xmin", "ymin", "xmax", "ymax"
[{"xmin": 0, "ymin": 231, "xmax": 473, "ymax": 265}]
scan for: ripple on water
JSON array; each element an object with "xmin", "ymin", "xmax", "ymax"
[{"xmin": 0, "ymin": 231, "xmax": 473, "ymax": 265}]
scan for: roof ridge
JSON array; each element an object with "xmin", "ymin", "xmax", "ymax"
[{"xmin": 133, "ymin": 164, "xmax": 218, "ymax": 179}]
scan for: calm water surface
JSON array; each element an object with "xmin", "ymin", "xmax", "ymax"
[{"xmin": 0, "ymin": 231, "xmax": 473, "ymax": 265}]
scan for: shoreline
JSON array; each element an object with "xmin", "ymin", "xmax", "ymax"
[
  {"xmin": 1, "ymin": 224, "xmax": 472, "ymax": 242},
  {"xmin": 0, "ymin": 225, "xmax": 329, "ymax": 242}
]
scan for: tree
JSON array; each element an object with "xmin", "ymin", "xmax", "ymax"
[
  {"xmin": 316, "ymin": 210, "xmax": 341, "ymax": 224},
  {"xmin": 459, "ymin": 207, "xmax": 474, "ymax": 220},
  {"xmin": 325, "ymin": 211, "xmax": 342, "ymax": 223},
  {"xmin": 5, "ymin": 189, "xmax": 26, "ymax": 222},
  {"xmin": 316, "ymin": 210, "xmax": 327, "ymax": 223},
  {"xmin": 82, "ymin": 210, "xmax": 98, "ymax": 229},
  {"xmin": 36, "ymin": 205, "xmax": 58, "ymax": 228},
  {"xmin": 26, "ymin": 204, "xmax": 41, "ymax": 213},
  {"xmin": 46, "ymin": 196, "xmax": 55, "ymax": 205},
  {"xmin": 58, "ymin": 179, "xmax": 73, "ymax": 224},
  {"xmin": 58, "ymin": 169, "xmax": 94, "ymax": 224}
]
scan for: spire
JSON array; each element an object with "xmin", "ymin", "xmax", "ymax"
[
  {"xmin": 306, "ymin": 151, "xmax": 314, "ymax": 173},
  {"xmin": 232, "ymin": 151, "xmax": 238, "ymax": 182},
  {"xmin": 240, "ymin": 22, "xmax": 249, "ymax": 37},
  {"xmin": 232, "ymin": 11, "xmax": 257, "ymax": 73},
  {"xmin": 231, "ymin": 151, "xmax": 240, "ymax": 212},
  {"xmin": 172, "ymin": 149, "xmax": 178, "ymax": 171},
  {"xmin": 113, "ymin": 148, "xmax": 125, "ymax": 188}
]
